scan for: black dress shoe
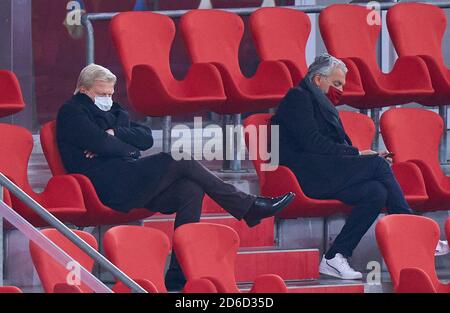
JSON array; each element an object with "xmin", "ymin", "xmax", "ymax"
[{"xmin": 243, "ymin": 192, "xmax": 295, "ymax": 228}]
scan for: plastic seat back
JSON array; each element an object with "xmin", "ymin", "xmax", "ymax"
[
  {"xmin": 103, "ymin": 226, "xmax": 171, "ymax": 293},
  {"xmin": 40, "ymin": 121, "xmax": 67, "ymax": 176},
  {"xmin": 29, "ymin": 229, "xmax": 98, "ymax": 293},
  {"xmin": 339, "ymin": 111, "xmax": 375, "ymax": 151},
  {"xmin": 0, "ymin": 123, "xmax": 34, "ymax": 194},
  {"xmin": 243, "ymin": 113, "xmax": 273, "ymax": 188},
  {"xmin": 110, "ymin": 12, "xmax": 175, "ymax": 86},
  {"xmin": 319, "ymin": 4, "xmax": 380, "ymax": 73},
  {"xmin": 376, "ymin": 215, "xmax": 440, "ymax": 292},
  {"xmin": 250, "ymin": 7, "xmax": 311, "ymax": 84},
  {"xmin": 387, "ymin": 3, "xmax": 446, "ymax": 65},
  {"xmin": 173, "ymin": 223, "xmax": 241, "ymax": 293},
  {"xmin": 380, "ymin": 108, "xmax": 444, "ymax": 182},
  {"xmin": 180, "ymin": 10, "xmax": 243, "ymax": 77}
]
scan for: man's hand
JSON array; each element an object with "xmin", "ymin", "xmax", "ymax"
[
  {"xmin": 359, "ymin": 150, "xmax": 378, "ymax": 156},
  {"xmin": 106, "ymin": 129, "xmax": 115, "ymax": 136},
  {"xmin": 379, "ymin": 150, "xmax": 394, "ymax": 164},
  {"xmin": 84, "ymin": 150, "xmax": 98, "ymax": 159}
]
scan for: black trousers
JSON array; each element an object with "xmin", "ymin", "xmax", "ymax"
[
  {"xmin": 143, "ymin": 158, "xmax": 256, "ymax": 280},
  {"xmin": 323, "ymin": 156, "xmax": 412, "ymax": 259}
]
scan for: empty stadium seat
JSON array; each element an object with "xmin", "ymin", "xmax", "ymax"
[
  {"xmin": 174, "ymin": 222, "xmax": 287, "ymax": 293},
  {"xmin": 380, "ymin": 108, "xmax": 450, "ymax": 212},
  {"xmin": 110, "ymin": 11, "xmax": 226, "ymax": 152},
  {"xmin": 244, "ymin": 112, "xmax": 427, "ymax": 218},
  {"xmin": 0, "ymin": 70, "xmax": 26, "ymax": 118},
  {"xmin": 376, "ymin": 215, "xmax": 450, "ymax": 293},
  {"xmin": 180, "ymin": 9, "xmax": 292, "ymax": 114},
  {"xmin": 319, "ymin": 4, "xmax": 434, "ymax": 109},
  {"xmin": 29, "ymin": 229, "xmax": 98, "ymax": 293},
  {"xmin": 0, "ymin": 123, "xmax": 86, "ymax": 227},
  {"xmin": 0, "ymin": 286, "xmax": 22, "ymax": 293},
  {"xmin": 40, "ymin": 121, "xmax": 154, "ymax": 226},
  {"xmin": 250, "ymin": 7, "xmax": 365, "ymax": 104},
  {"xmin": 387, "ymin": 2, "xmax": 450, "ymax": 106},
  {"xmin": 103, "ymin": 226, "xmax": 170, "ymax": 293}
]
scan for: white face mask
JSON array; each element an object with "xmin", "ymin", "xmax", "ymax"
[{"xmin": 94, "ymin": 96, "xmax": 113, "ymax": 111}]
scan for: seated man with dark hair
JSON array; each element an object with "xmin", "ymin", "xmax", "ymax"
[{"xmin": 272, "ymin": 53, "xmax": 448, "ymax": 280}]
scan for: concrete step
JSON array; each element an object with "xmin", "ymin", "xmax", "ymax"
[
  {"xmin": 236, "ymin": 246, "xmax": 319, "ymax": 283},
  {"xmin": 238, "ymin": 279, "xmax": 365, "ymax": 293},
  {"xmin": 144, "ymin": 213, "xmax": 275, "ymax": 247}
]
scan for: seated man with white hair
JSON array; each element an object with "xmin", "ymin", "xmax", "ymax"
[
  {"xmin": 56, "ymin": 64, "xmax": 295, "ymax": 291},
  {"xmin": 272, "ymin": 53, "xmax": 449, "ymax": 280}
]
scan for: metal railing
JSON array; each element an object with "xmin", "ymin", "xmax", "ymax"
[
  {"xmin": 82, "ymin": 2, "xmax": 450, "ymax": 65},
  {"xmin": 0, "ymin": 173, "xmax": 147, "ymax": 293}
]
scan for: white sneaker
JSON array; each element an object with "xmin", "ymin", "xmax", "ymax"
[
  {"xmin": 435, "ymin": 240, "xmax": 449, "ymax": 256},
  {"xmin": 319, "ymin": 253, "xmax": 363, "ymax": 280}
]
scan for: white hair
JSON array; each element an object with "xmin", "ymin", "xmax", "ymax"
[
  {"xmin": 74, "ymin": 63, "xmax": 117, "ymax": 94},
  {"xmin": 306, "ymin": 53, "xmax": 348, "ymax": 82}
]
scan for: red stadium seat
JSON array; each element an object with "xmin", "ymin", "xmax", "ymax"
[
  {"xmin": 0, "ymin": 123, "xmax": 86, "ymax": 227},
  {"xmin": 180, "ymin": 9, "xmax": 292, "ymax": 114},
  {"xmin": 250, "ymin": 7, "xmax": 365, "ymax": 104},
  {"xmin": 40, "ymin": 121, "xmax": 154, "ymax": 226},
  {"xmin": 319, "ymin": 4, "xmax": 434, "ymax": 109},
  {"xmin": 380, "ymin": 108, "xmax": 450, "ymax": 212},
  {"xmin": 110, "ymin": 11, "xmax": 225, "ymax": 117},
  {"xmin": 173, "ymin": 222, "xmax": 287, "ymax": 293},
  {"xmin": 0, "ymin": 286, "xmax": 22, "ymax": 293},
  {"xmin": 103, "ymin": 226, "xmax": 171, "ymax": 293},
  {"xmin": 0, "ymin": 70, "xmax": 26, "ymax": 118},
  {"xmin": 244, "ymin": 112, "xmax": 427, "ymax": 218},
  {"xmin": 29, "ymin": 229, "xmax": 97, "ymax": 293},
  {"xmin": 387, "ymin": 2, "xmax": 450, "ymax": 106},
  {"xmin": 376, "ymin": 215, "xmax": 450, "ymax": 293}
]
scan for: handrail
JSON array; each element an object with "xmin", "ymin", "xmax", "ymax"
[
  {"xmin": 82, "ymin": 2, "xmax": 450, "ymax": 65},
  {"xmin": 0, "ymin": 173, "xmax": 147, "ymax": 293}
]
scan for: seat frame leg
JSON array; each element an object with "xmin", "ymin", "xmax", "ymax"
[
  {"xmin": 162, "ymin": 116, "xmax": 172, "ymax": 154},
  {"xmin": 221, "ymin": 114, "xmax": 248, "ymax": 173},
  {"xmin": 439, "ymin": 105, "xmax": 448, "ymax": 164},
  {"xmin": 323, "ymin": 216, "xmax": 329, "ymax": 257},
  {"xmin": 371, "ymin": 108, "xmax": 381, "ymax": 152}
]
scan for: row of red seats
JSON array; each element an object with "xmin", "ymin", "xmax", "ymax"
[
  {"xmin": 24, "ymin": 216, "xmax": 450, "ymax": 293},
  {"xmin": 1, "ymin": 108, "xmax": 445, "ymax": 228},
  {"xmin": 29, "ymin": 224, "xmax": 287, "ymax": 293},
  {"xmin": 109, "ymin": 2, "xmax": 450, "ymax": 125}
]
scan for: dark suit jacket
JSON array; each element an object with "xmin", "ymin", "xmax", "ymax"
[
  {"xmin": 57, "ymin": 93, "xmax": 173, "ymax": 212},
  {"xmin": 272, "ymin": 79, "xmax": 372, "ymax": 198}
]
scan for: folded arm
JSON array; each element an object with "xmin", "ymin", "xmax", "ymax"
[
  {"xmin": 114, "ymin": 121, "xmax": 154, "ymax": 151},
  {"xmin": 58, "ymin": 104, "xmax": 141, "ymax": 159}
]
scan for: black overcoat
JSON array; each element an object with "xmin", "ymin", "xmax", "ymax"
[
  {"xmin": 56, "ymin": 93, "xmax": 173, "ymax": 212},
  {"xmin": 271, "ymin": 79, "xmax": 379, "ymax": 199}
]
